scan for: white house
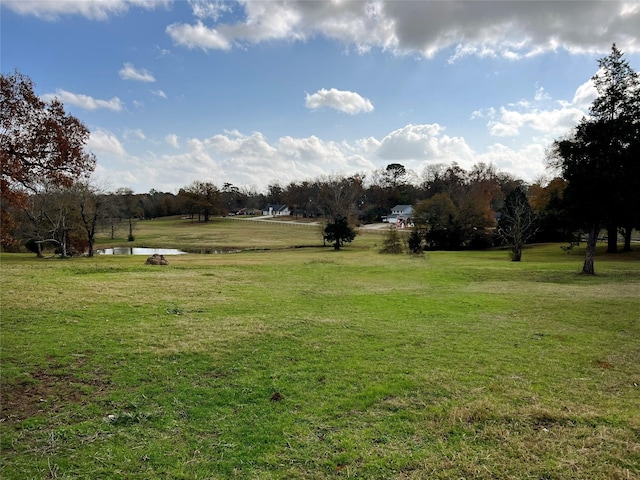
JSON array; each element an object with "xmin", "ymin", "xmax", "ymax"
[
  {"xmin": 262, "ymin": 204, "xmax": 291, "ymax": 216},
  {"xmin": 391, "ymin": 205, "xmax": 413, "ymax": 216},
  {"xmin": 384, "ymin": 205, "xmax": 414, "ymax": 226}
]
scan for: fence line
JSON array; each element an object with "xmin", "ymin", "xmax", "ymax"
[
  {"xmin": 225, "ymin": 218, "xmax": 321, "ymax": 228},
  {"xmin": 225, "ymin": 217, "xmax": 393, "ymax": 235}
]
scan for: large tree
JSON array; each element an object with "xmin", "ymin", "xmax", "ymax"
[
  {"xmin": 1, "ymin": 71, "xmax": 96, "ymax": 248},
  {"xmin": 413, "ymin": 193, "xmax": 460, "ymax": 250},
  {"xmin": 589, "ymin": 44, "xmax": 640, "ymax": 253},
  {"xmin": 551, "ymin": 45, "xmax": 639, "ymax": 274},
  {"xmin": 316, "ymin": 174, "xmax": 364, "ymax": 220},
  {"xmin": 317, "ymin": 174, "xmax": 362, "ymax": 250},
  {"xmin": 180, "ymin": 181, "xmax": 220, "ymax": 223}
]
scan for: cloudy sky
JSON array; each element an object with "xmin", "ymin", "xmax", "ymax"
[{"xmin": 2, "ymin": 1, "xmax": 639, "ymax": 193}]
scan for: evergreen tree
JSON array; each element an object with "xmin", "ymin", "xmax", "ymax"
[
  {"xmin": 380, "ymin": 226, "xmax": 404, "ymax": 254},
  {"xmin": 323, "ymin": 216, "xmax": 356, "ymax": 250},
  {"xmin": 552, "ymin": 44, "xmax": 640, "ymax": 273}
]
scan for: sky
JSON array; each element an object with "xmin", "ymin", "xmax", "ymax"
[{"xmin": 2, "ymin": 0, "xmax": 639, "ymax": 194}]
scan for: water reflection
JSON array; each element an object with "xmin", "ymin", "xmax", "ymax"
[{"xmin": 97, "ymin": 247, "xmax": 187, "ymax": 255}]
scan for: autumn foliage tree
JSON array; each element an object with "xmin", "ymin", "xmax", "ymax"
[
  {"xmin": 417, "ymin": 163, "xmax": 501, "ymax": 250},
  {"xmin": 413, "ymin": 193, "xmax": 459, "ymax": 249},
  {"xmin": 1, "ymin": 70, "xmax": 96, "ymax": 248},
  {"xmin": 528, "ymin": 177, "xmax": 571, "ymax": 242}
]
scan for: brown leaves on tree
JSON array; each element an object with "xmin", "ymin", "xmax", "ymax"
[{"xmin": 1, "ymin": 70, "xmax": 96, "ymax": 247}]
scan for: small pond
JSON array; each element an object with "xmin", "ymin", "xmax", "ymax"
[{"xmin": 97, "ymin": 247, "xmax": 187, "ymax": 255}]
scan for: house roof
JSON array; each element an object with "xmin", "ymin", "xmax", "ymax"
[
  {"xmin": 264, "ymin": 204, "xmax": 289, "ymax": 211},
  {"xmin": 391, "ymin": 205, "xmax": 413, "ymax": 212}
]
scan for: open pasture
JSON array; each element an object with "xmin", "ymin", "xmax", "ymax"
[{"xmin": 1, "ymin": 217, "xmax": 639, "ymax": 479}]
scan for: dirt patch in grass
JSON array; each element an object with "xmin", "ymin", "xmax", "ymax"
[{"xmin": 0, "ymin": 367, "xmax": 111, "ymax": 423}]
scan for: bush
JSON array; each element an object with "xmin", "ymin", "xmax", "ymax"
[{"xmin": 380, "ymin": 227, "xmax": 405, "ymax": 254}]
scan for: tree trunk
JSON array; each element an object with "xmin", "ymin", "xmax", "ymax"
[
  {"xmin": 61, "ymin": 231, "xmax": 68, "ymax": 258},
  {"xmin": 606, "ymin": 224, "xmax": 617, "ymax": 253},
  {"xmin": 582, "ymin": 225, "xmax": 599, "ymax": 275},
  {"xmin": 511, "ymin": 245, "xmax": 522, "ymax": 262},
  {"xmin": 622, "ymin": 225, "xmax": 633, "ymax": 252}
]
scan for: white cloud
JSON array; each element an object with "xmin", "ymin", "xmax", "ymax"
[
  {"xmin": 189, "ymin": 0, "xmax": 232, "ymax": 21},
  {"xmin": 165, "ymin": 134, "xmax": 180, "ymax": 148},
  {"xmin": 199, "ymin": 131, "xmax": 375, "ymax": 187},
  {"xmin": 571, "ymin": 77, "xmax": 599, "ymax": 110},
  {"xmin": 476, "ymin": 143, "xmax": 547, "ymax": 183},
  {"xmin": 42, "ymin": 89, "xmax": 123, "ymax": 111},
  {"xmin": 124, "ymin": 129, "xmax": 146, "ymax": 141},
  {"xmin": 4, "ymin": 0, "xmax": 168, "ymax": 21},
  {"xmin": 166, "ymin": 21, "xmax": 232, "ymax": 50},
  {"xmin": 119, "ymin": 63, "xmax": 156, "ymax": 82},
  {"xmin": 89, "ymin": 123, "xmax": 556, "ymax": 193},
  {"xmin": 166, "ymin": 1, "xmax": 640, "ymax": 57},
  {"xmin": 305, "ymin": 88, "xmax": 374, "ymax": 115},
  {"xmin": 96, "ymin": 129, "xmax": 379, "ymax": 192},
  {"xmin": 151, "ymin": 89, "xmax": 168, "ymax": 99},
  {"xmin": 205, "ymin": 131, "xmax": 277, "ymax": 157},
  {"xmin": 376, "ymin": 124, "xmax": 474, "ymax": 166},
  {"xmin": 477, "ymin": 79, "xmax": 594, "ymax": 139},
  {"xmin": 88, "ymin": 129, "xmax": 125, "ymax": 155},
  {"xmin": 534, "ymin": 83, "xmax": 551, "ymax": 102},
  {"xmin": 470, "ymin": 107, "xmax": 496, "ymax": 120},
  {"xmin": 488, "ymin": 106, "xmax": 585, "ymax": 137}
]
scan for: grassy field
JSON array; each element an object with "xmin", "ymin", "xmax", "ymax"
[{"xmin": 1, "ymin": 217, "xmax": 639, "ymax": 479}]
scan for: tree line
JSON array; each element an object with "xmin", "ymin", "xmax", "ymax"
[{"xmin": 2, "ymin": 45, "xmax": 638, "ymax": 272}]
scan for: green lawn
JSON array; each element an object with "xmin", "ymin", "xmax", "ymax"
[{"xmin": 1, "ymin": 218, "xmax": 639, "ymax": 479}]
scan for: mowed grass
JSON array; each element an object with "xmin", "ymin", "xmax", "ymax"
[
  {"xmin": 1, "ymin": 217, "xmax": 639, "ymax": 479},
  {"xmin": 107, "ymin": 216, "xmax": 328, "ymax": 252}
]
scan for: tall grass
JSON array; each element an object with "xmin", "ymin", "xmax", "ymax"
[{"xmin": 1, "ymin": 218, "xmax": 639, "ymax": 478}]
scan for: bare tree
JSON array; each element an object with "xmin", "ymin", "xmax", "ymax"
[
  {"xmin": 116, "ymin": 187, "xmax": 140, "ymax": 240},
  {"xmin": 316, "ymin": 174, "xmax": 363, "ymax": 220},
  {"xmin": 497, "ymin": 187, "xmax": 537, "ymax": 261},
  {"xmin": 74, "ymin": 181, "xmax": 107, "ymax": 257}
]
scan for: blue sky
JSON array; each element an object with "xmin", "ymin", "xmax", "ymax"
[{"xmin": 2, "ymin": 1, "xmax": 639, "ymax": 193}]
